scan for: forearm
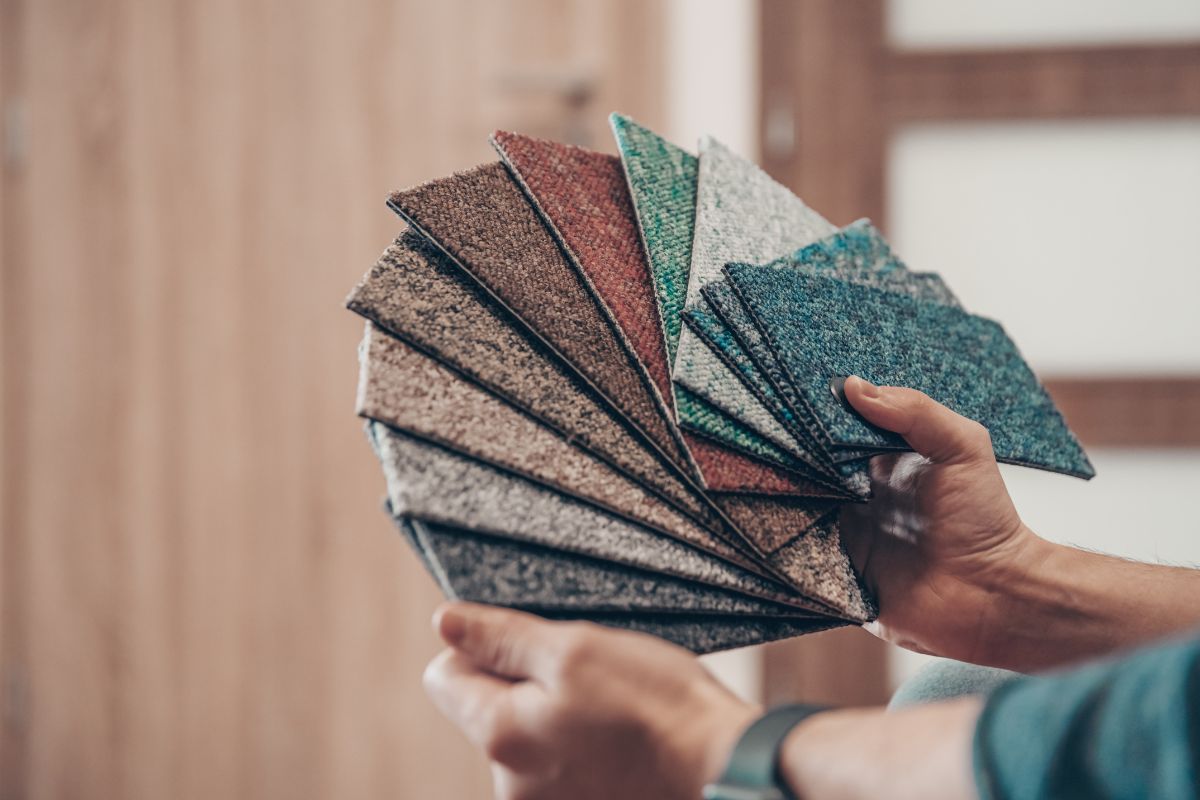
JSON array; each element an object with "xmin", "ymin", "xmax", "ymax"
[
  {"xmin": 778, "ymin": 699, "xmax": 982, "ymax": 800},
  {"xmin": 979, "ymin": 533, "xmax": 1200, "ymax": 672}
]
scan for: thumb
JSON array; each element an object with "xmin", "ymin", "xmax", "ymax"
[
  {"xmin": 434, "ymin": 602, "xmax": 560, "ymax": 683},
  {"xmin": 841, "ymin": 375, "xmax": 994, "ymax": 466}
]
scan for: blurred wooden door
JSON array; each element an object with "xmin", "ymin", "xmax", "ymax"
[{"xmin": 0, "ymin": 1, "xmax": 664, "ymax": 798}]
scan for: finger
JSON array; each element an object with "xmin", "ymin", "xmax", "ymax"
[
  {"xmin": 424, "ymin": 650, "xmax": 549, "ymax": 770},
  {"xmin": 423, "ymin": 649, "xmax": 512, "ymax": 746},
  {"xmin": 841, "ymin": 376, "xmax": 993, "ymax": 466},
  {"xmin": 434, "ymin": 602, "xmax": 562, "ymax": 683}
]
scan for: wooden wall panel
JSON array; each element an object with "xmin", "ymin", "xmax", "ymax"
[{"xmin": 0, "ymin": 1, "xmax": 665, "ymax": 798}]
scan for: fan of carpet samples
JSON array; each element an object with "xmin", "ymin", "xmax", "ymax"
[{"xmin": 344, "ymin": 114, "xmax": 1094, "ymax": 654}]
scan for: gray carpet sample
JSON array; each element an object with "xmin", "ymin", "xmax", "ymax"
[
  {"xmin": 394, "ymin": 516, "xmax": 845, "ymax": 654},
  {"xmin": 367, "ymin": 422, "xmax": 838, "ymax": 614},
  {"xmin": 401, "ymin": 517, "xmax": 815, "ymax": 618},
  {"xmin": 674, "ymin": 136, "xmax": 839, "ymax": 480},
  {"xmin": 724, "ymin": 267, "xmax": 1095, "ymax": 479},
  {"xmin": 355, "ymin": 322, "xmax": 738, "ymax": 567}
]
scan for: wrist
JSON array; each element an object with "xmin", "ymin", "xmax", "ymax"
[{"xmin": 681, "ymin": 679, "xmax": 762, "ymax": 790}]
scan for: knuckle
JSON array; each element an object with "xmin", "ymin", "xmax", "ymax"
[
  {"xmin": 962, "ymin": 420, "xmax": 993, "ymax": 452},
  {"xmin": 481, "ymin": 718, "xmax": 526, "ymax": 766}
]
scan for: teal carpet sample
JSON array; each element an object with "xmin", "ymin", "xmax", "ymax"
[
  {"xmin": 706, "ymin": 219, "xmax": 963, "ymax": 472},
  {"xmin": 724, "ymin": 267, "xmax": 1095, "ymax": 479}
]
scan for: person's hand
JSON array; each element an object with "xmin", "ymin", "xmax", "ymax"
[
  {"xmin": 839, "ymin": 375, "xmax": 1051, "ymax": 667},
  {"xmin": 423, "ymin": 602, "xmax": 759, "ymax": 800}
]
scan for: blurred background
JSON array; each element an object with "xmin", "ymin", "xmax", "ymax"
[{"xmin": 2, "ymin": 0, "xmax": 1198, "ymax": 797}]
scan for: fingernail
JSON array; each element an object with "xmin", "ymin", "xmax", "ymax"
[
  {"xmin": 434, "ymin": 604, "xmax": 467, "ymax": 645},
  {"xmin": 850, "ymin": 375, "xmax": 880, "ymax": 399}
]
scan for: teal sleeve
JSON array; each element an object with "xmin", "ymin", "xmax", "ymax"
[{"xmin": 973, "ymin": 633, "xmax": 1200, "ymax": 799}]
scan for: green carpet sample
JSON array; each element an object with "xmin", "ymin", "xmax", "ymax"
[
  {"xmin": 724, "ymin": 267, "xmax": 1095, "ymax": 479},
  {"xmin": 610, "ymin": 113, "xmax": 695, "ymax": 367}
]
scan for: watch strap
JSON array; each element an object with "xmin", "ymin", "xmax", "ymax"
[{"xmin": 702, "ymin": 704, "xmax": 831, "ymax": 800}]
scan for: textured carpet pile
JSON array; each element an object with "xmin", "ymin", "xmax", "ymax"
[{"xmin": 343, "ymin": 114, "xmax": 1092, "ymax": 653}]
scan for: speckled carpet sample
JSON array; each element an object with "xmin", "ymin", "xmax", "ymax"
[
  {"xmin": 674, "ymin": 136, "xmax": 839, "ymax": 478},
  {"xmin": 368, "ymin": 422, "xmax": 835, "ymax": 613},
  {"xmin": 724, "ymin": 267, "xmax": 1095, "ymax": 479},
  {"xmin": 345, "ymin": 232, "xmax": 725, "ymax": 537},
  {"xmin": 402, "ymin": 517, "xmax": 811, "ymax": 618},
  {"xmin": 356, "ymin": 322, "xmax": 761, "ymax": 570},
  {"xmin": 387, "ymin": 163, "xmax": 691, "ymax": 479},
  {"xmin": 396, "ymin": 518, "xmax": 845, "ymax": 654}
]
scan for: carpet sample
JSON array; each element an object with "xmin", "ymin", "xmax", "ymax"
[
  {"xmin": 401, "ymin": 517, "xmax": 815, "ymax": 618},
  {"xmin": 492, "ymin": 128, "xmax": 833, "ymax": 500},
  {"xmin": 673, "ymin": 136, "xmax": 839, "ymax": 478},
  {"xmin": 345, "ymin": 233, "xmax": 727, "ymax": 539},
  {"xmin": 386, "ymin": 162, "xmax": 692, "ymax": 479},
  {"xmin": 396, "ymin": 517, "xmax": 845, "ymax": 654},
  {"xmin": 610, "ymin": 113, "xmax": 696, "ymax": 367},
  {"xmin": 356, "ymin": 322, "xmax": 750, "ymax": 568},
  {"xmin": 368, "ymin": 422, "xmax": 833, "ymax": 614},
  {"xmin": 724, "ymin": 267, "xmax": 1095, "ymax": 479},
  {"xmin": 491, "ymin": 130, "xmax": 676, "ymax": 427}
]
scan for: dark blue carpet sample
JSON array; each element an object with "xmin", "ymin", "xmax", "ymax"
[{"xmin": 724, "ymin": 266, "xmax": 1095, "ymax": 479}]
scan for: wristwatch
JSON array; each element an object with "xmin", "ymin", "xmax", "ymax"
[{"xmin": 702, "ymin": 704, "xmax": 831, "ymax": 800}]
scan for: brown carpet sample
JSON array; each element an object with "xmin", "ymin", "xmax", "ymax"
[
  {"xmin": 356, "ymin": 322, "xmax": 761, "ymax": 573},
  {"xmin": 387, "ymin": 162, "xmax": 692, "ymax": 482},
  {"xmin": 490, "ymin": 130, "xmax": 831, "ymax": 501},
  {"xmin": 346, "ymin": 233, "xmax": 741, "ymax": 554}
]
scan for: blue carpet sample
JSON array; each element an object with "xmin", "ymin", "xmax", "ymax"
[{"xmin": 724, "ymin": 267, "xmax": 1095, "ymax": 479}]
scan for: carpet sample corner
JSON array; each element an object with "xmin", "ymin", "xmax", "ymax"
[
  {"xmin": 346, "ymin": 232, "xmax": 726, "ymax": 538},
  {"xmin": 724, "ymin": 267, "xmax": 1095, "ymax": 479},
  {"xmin": 402, "ymin": 517, "xmax": 815, "ymax": 618},
  {"xmin": 368, "ymin": 422, "xmax": 833, "ymax": 614},
  {"xmin": 673, "ymin": 136, "xmax": 838, "ymax": 477},
  {"xmin": 356, "ymin": 322, "xmax": 747, "ymax": 568},
  {"xmin": 386, "ymin": 162, "xmax": 691, "ymax": 478}
]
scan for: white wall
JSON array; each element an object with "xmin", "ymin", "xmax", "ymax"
[{"xmin": 888, "ymin": 0, "xmax": 1200, "ymax": 49}]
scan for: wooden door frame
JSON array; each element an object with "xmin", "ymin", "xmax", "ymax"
[{"xmin": 758, "ymin": 0, "xmax": 1200, "ymax": 706}]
